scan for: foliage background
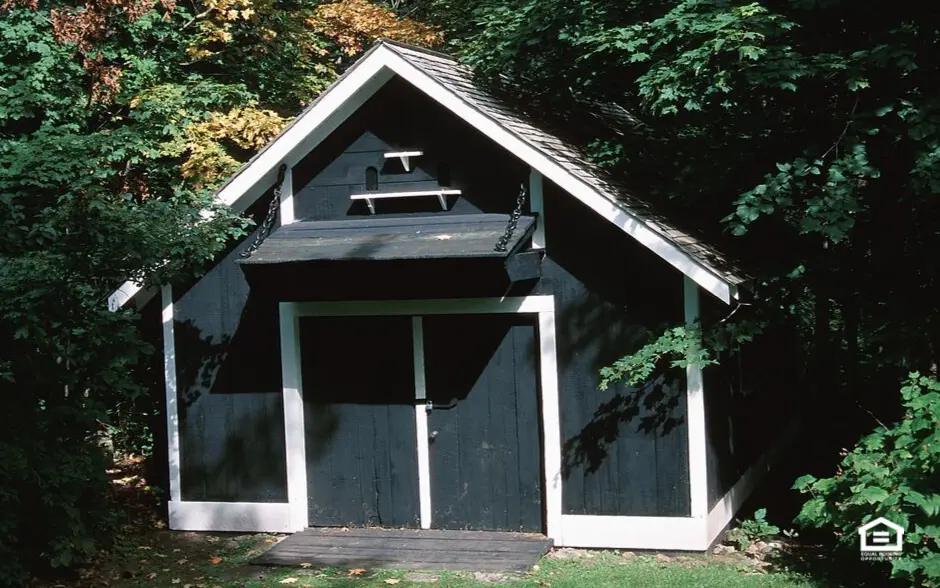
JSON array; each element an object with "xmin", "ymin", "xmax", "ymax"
[
  {"xmin": 0, "ymin": 0, "xmax": 438, "ymax": 584},
  {"xmin": 4, "ymin": 0, "xmax": 940, "ymax": 585}
]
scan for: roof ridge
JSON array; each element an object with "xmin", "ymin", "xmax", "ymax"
[{"xmin": 374, "ymin": 38, "xmax": 458, "ymax": 63}]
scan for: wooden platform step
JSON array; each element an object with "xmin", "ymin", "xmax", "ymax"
[{"xmin": 251, "ymin": 528, "xmax": 553, "ymax": 572}]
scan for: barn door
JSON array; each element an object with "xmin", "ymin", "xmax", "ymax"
[
  {"xmin": 300, "ymin": 315, "xmax": 420, "ymax": 528},
  {"xmin": 421, "ymin": 314, "xmax": 543, "ymax": 532}
]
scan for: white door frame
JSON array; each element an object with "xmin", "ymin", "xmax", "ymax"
[{"xmin": 278, "ymin": 295, "xmax": 562, "ymax": 539}]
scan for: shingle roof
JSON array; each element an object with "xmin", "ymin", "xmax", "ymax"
[{"xmin": 377, "ymin": 39, "xmax": 748, "ymax": 286}]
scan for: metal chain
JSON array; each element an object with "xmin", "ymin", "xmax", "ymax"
[
  {"xmin": 240, "ymin": 163, "xmax": 288, "ymax": 259},
  {"xmin": 494, "ymin": 182, "xmax": 528, "ymax": 252}
]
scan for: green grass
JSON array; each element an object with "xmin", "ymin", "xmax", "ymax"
[{"xmin": 92, "ymin": 530, "xmax": 830, "ymax": 588}]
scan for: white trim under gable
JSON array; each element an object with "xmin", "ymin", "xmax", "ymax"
[
  {"xmin": 109, "ymin": 43, "xmax": 738, "ymax": 310},
  {"xmin": 280, "ymin": 166, "xmax": 296, "ymax": 226},
  {"xmin": 529, "ymin": 168, "xmax": 546, "ymax": 249}
]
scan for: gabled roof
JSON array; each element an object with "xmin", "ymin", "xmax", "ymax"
[{"xmin": 109, "ymin": 39, "xmax": 746, "ymax": 311}]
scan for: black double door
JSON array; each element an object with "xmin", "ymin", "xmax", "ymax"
[{"xmin": 301, "ymin": 313, "xmax": 543, "ymax": 533}]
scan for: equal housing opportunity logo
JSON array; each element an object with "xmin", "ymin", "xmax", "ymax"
[{"xmin": 858, "ymin": 517, "xmax": 904, "ymax": 561}]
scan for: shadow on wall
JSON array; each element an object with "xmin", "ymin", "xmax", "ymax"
[
  {"xmin": 170, "ymin": 297, "xmax": 302, "ymax": 502},
  {"xmin": 561, "ymin": 373, "xmax": 683, "ymax": 477},
  {"xmin": 542, "ymin": 186, "xmax": 688, "ymax": 482}
]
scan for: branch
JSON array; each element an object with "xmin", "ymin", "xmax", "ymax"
[
  {"xmin": 856, "ymin": 401, "xmax": 888, "ymax": 431},
  {"xmin": 819, "ymin": 95, "xmax": 860, "ymax": 161},
  {"xmin": 719, "ymin": 301, "xmax": 752, "ymax": 324}
]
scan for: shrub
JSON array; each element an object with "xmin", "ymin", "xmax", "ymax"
[
  {"xmin": 794, "ymin": 373, "xmax": 940, "ymax": 587},
  {"xmin": 726, "ymin": 508, "xmax": 781, "ymax": 551}
]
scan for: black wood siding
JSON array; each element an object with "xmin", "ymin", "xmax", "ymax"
[
  {"xmin": 424, "ymin": 314, "xmax": 543, "ymax": 532},
  {"xmin": 300, "ymin": 315, "xmax": 420, "ymax": 528},
  {"xmin": 173, "ymin": 197, "xmax": 288, "ymax": 503},
  {"xmin": 543, "ymin": 185, "xmax": 691, "ymax": 517},
  {"xmin": 701, "ymin": 295, "xmax": 799, "ymax": 509},
  {"xmin": 291, "ymin": 78, "xmax": 527, "ymax": 222}
]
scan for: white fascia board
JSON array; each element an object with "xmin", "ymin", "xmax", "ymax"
[
  {"xmin": 110, "ymin": 44, "xmax": 738, "ymax": 309},
  {"xmin": 378, "ymin": 51, "xmax": 736, "ymax": 305}
]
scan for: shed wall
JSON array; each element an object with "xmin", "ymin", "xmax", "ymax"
[
  {"xmin": 172, "ymin": 197, "xmax": 288, "ymax": 503},
  {"xmin": 542, "ymin": 184, "xmax": 691, "ymax": 518}
]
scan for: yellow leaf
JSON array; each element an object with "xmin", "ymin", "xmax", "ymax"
[
  {"xmin": 299, "ymin": 562, "xmax": 313, "ymax": 568},
  {"xmin": 348, "ymin": 568, "xmax": 368, "ymax": 576},
  {"xmin": 384, "ymin": 579, "xmax": 401, "ymax": 585},
  {"xmin": 279, "ymin": 578, "xmax": 299, "ymax": 584}
]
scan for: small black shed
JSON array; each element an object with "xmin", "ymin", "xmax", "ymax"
[{"xmin": 110, "ymin": 40, "xmax": 798, "ymax": 551}]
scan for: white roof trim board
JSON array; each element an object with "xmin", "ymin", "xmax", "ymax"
[{"xmin": 109, "ymin": 40, "xmax": 744, "ymax": 311}]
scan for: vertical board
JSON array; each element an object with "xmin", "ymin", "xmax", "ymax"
[
  {"xmin": 423, "ymin": 314, "xmax": 543, "ymax": 532},
  {"xmin": 173, "ymin": 199, "xmax": 288, "ymax": 502},
  {"xmin": 542, "ymin": 184, "xmax": 691, "ymax": 518},
  {"xmin": 301, "ymin": 315, "xmax": 420, "ymax": 528}
]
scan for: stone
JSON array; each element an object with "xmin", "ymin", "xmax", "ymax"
[
  {"xmin": 404, "ymin": 572, "xmax": 441, "ymax": 583},
  {"xmin": 655, "ymin": 554, "xmax": 673, "ymax": 563},
  {"xmin": 548, "ymin": 547, "xmax": 583, "ymax": 560},
  {"xmin": 712, "ymin": 544, "xmax": 737, "ymax": 555},
  {"xmin": 621, "ymin": 551, "xmax": 637, "ymax": 559},
  {"xmin": 473, "ymin": 571, "xmax": 512, "ymax": 583}
]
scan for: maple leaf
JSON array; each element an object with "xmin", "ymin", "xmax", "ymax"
[
  {"xmin": 307, "ymin": 0, "xmax": 443, "ymax": 56},
  {"xmin": 209, "ymin": 555, "xmax": 223, "ymax": 564},
  {"xmin": 347, "ymin": 568, "xmax": 368, "ymax": 576},
  {"xmin": 299, "ymin": 562, "xmax": 313, "ymax": 568}
]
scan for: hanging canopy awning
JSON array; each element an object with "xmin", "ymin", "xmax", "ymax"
[{"xmin": 235, "ymin": 214, "xmax": 537, "ymax": 265}]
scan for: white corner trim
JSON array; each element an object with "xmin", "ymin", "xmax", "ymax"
[
  {"xmin": 412, "ymin": 317, "xmax": 432, "ymax": 529},
  {"xmin": 538, "ymin": 310, "xmax": 562, "ymax": 543},
  {"xmin": 560, "ymin": 515, "xmax": 707, "ymax": 551},
  {"xmin": 684, "ymin": 278, "xmax": 707, "ymax": 519},
  {"xmin": 280, "ymin": 166, "xmax": 296, "ymax": 226},
  {"xmin": 295, "ymin": 295, "xmax": 556, "ymax": 318},
  {"xmin": 529, "ymin": 168, "xmax": 545, "ymax": 249},
  {"xmin": 168, "ymin": 501, "xmax": 293, "ymax": 533},
  {"xmin": 162, "ymin": 284, "xmax": 182, "ymax": 503},
  {"xmin": 705, "ymin": 418, "xmax": 800, "ymax": 546},
  {"xmin": 279, "ymin": 302, "xmax": 308, "ymax": 532}
]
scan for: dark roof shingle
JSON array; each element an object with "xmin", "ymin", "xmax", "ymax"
[{"xmin": 378, "ymin": 40, "xmax": 747, "ymax": 286}]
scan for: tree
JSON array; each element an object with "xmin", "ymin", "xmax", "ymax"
[
  {"xmin": 0, "ymin": 0, "xmax": 440, "ymax": 583},
  {"xmin": 432, "ymin": 0, "xmax": 940, "ymax": 583}
]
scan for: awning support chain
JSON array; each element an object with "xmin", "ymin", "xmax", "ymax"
[
  {"xmin": 494, "ymin": 182, "xmax": 527, "ymax": 252},
  {"xmin": 240, "ymin": 163, "xmax": 288, "ymax": 259}
]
